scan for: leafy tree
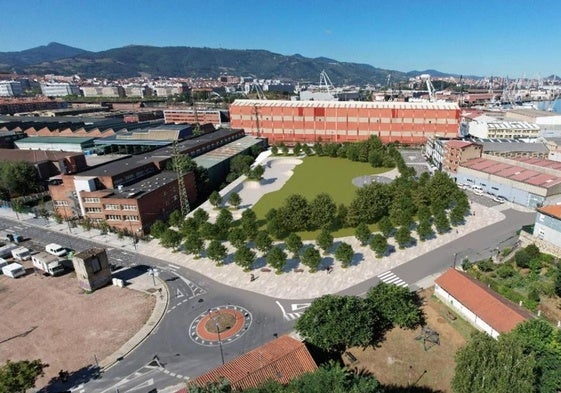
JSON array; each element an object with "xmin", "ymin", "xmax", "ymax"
[
  {"xmin": 367, "ymin": 283, "xmax": 424, "ymax": 329},
  {"xmin": 295, "ymin": 295, "xmax": 381, "ymax": 352},
  {"xmin": 266, "ymin": 215, "xmax": 288, "ymax": 239},
  {"xmin": 347, "ymin": 183, "xmax": 393, "ymax": 226},
  {"xmin": 206, "ymin": 240, "xmax": 227, "ymax": 265},
  {"xmin": 452, "ymin": 332, "xmax": 536, "ymax": 393},
  {"xmin": 285, "ymin": 232, "xmax": 303, "ymax": 258},
  {"xmin": 525, "ymin": 243, "xmax": 541, "ymax": 260},
  {"xmin": 184, "ymin": 232, "xmax": 204, "ymax": 256},
  {"xmin": 199, "ymin": 221, "xmax": 216, "ymax": 240},
  {"xmin": 279, "ymin": 142, "xmax": 289, "ymax": 155},
  {"xmin": 227, "ymin": 192, "xmax": 241, "ymax": 209},
  {"xmin": 277, "ymin": 194, "xmax": 311, "ymax": 232},
  {"xmin": 234, "ymin": 245, "xmax": 255, "ymax": 271},
  {"xmin": 254, "ymin": 230, "xmax": 273, "ymax": 253},
  {"xmin": 293, "ymin": 142, "xmax": 302, "ymax": 156},
  {"xmin": 555, "ymin": 266, "xmax": 561, "ymax": 297},
  {"xmin": 309, "ymin": 193, "xmax": 337, "ymax": 229},
  {"xmin": 449, "ymin": 204, "xmax": 465, "ymax": 226},
  {"xmin": 271, "ymin": 145, "xmax": 279, "ymax": 155},
  {"xmin": 335, "ymin": 203, "xmax": 348, "ymax": 228},
  {"xmin": 370, "ymin": 234, "xmax": 388, "ymax": 258},
  {"xmin": 229, "ymin": 154, "xmax": 254, "ymax": 177},
  {"xmin": 0, "ymin": 359, "xmax": 48, "ymax": 393},
  {"xmin": 193, "ymin": 208, "xmax": 210, "ymax": 226},
  {"xmin": 377, "ymin": 216, "xmax": 394, "ymax": 237},
  {"xmin": 388, "ymin": 192, "xmax": 415, "ymax": 228},
  {"xmin": 240, "ymin": 209, "xmax": 259, "ymax": 240},
  {"xmin": 335, "ymin": 242, "xmax": 354, "ymax": 268},
  {"xmin": 149, "ymin": 219, "xmax": 167, "ymax": 238},
  {"xmin": 215, "ymin": 208, "xmax": 233, "ymax": 239},
  {"xmin": 301, "ymin": 246, "xmax": 322, "ymax": 272},
  {"xmin": 355, "ymin": 222, "xmax": 371, "ymax": 246},
  {"xmin": 160, "ymin": 228, "xmax": 182, "ymax": 249},
  {"xmin": 168, "ymin": 209, "xmax": 184, "ymax": 228},
  {"xmin": 266, "ymin": 246, "xmax": 287, "ymax": 274},
  {"xmin": 209, "ymin": 191, "xmax": 222, "ymax": 208},
  {"xmin": 316, "ymin": 228, "xmax": 333, "ymax": 254},
  {"xmin": 433, "ymin": 209, "xmax": 450, "ymax": 234},
  {"xmin": 180, "ymin": 217, "xmax": 199, "ymax": 237},
  {"xmin": 227, "ymin": 227, "xmax": 246, "ymax": 248},
  {"xmin": 248, "ymin": 164, "xmax": 265, "ymax": 180},
  {"xmin": 302, "ymin": 144, "xmax": 312, "ymax": 156},
  {"xmin": 394, "ymin": 226, "xmax": 412, "ymax": 249},
  {"xmin": 0, "ymin": 161, "xmax": 40, "ymax": 198},
  {"xmin": 416, "ymin": 218, "xmax": 434, "ymax": 242},
  {"xmin": 514, "ymin": 249, "xmax": 531, "ymax": 268},
  {"xmin": 189, "ymin": 377, "xmax": 232, "ymax": 393}
]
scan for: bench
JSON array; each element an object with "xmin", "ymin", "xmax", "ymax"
[
  {"xmin": 344, "ymin": 351, "xmax": 357, "ymax": 363},
  {"xmin": 294, "ymin": 268, "xmax": 304, "ymax": 273},
  {"xmin": 260, "ymin": 268, "xmax": 271, "ymax": 272}
]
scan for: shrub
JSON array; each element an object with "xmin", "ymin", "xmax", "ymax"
[
  {"xmin": 496, "ymin": 263, "xmax": 516, "ymax": 279},
  {"xmin": 525, "ymin": 243, "xmax": 541, "ymax": 260},
  {"xmin": 529, "ymin": 258, "xmax": 542, "ymax": 274},
  {"xmin": 527, "ymin": 286, "xmax": 541, "ymax": 303},
  {"xmin": 514, "ymin": 249, "xmax": 531, "ymax": 268},
  {"xmin": 477, "ymin": 259, "xmax": 495, "ymax": 272}
]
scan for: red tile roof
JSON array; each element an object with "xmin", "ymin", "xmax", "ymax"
[
  {"xmin": 446, "ymin": 140, "xmax": 475, "ymax": 149},
  {"xmin": 189, "ymin": 335, "xmax": 317, "ymax": 391},
  {"xmin": 537, "ymin": 204, "xmax": 561, "ymax": 220},
  {"xmin": 435, "ymin": 268, "xmax": 533, "ymax": 334}
]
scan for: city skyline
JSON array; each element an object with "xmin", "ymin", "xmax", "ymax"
[{"xmin": 1, "ymin": 0, "xmax": 560, "ymax": 78}]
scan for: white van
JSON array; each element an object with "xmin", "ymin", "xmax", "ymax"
[
  {"xmin": 11, "ymin": 247, "xmax": 31, "ymax": 261},
  {"xmin": 2, "ymin": 262, "xmax": 26, "ymax": 278},
  {"xmin": 45, "ymin": 243, "xmax": 67, "ymax": 257}
]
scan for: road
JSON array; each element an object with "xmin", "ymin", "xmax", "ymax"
[{"xmin": 0, "ymin": 202, "xmax": 535, "ymax": 392}]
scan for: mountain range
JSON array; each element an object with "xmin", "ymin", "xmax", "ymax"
[{"xmin": 1, "ymin": 42, "xmax": 462, "ymax": 85}]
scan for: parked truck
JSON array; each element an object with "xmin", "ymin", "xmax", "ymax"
[
  {"xmin": 11, "ymin": 246, "xmax": 31, "ymax": 261},
  {"xmin": 31, "ymin": 252, "xmax": 65, "ymax": 276},
  {"xmin": 2, "ymin": 262, "xmax": 26, "ymax": 278}
]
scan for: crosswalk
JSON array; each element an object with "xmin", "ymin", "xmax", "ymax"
[
  {"xmin": 377, "ymin": 271, "xmax": 409, "ymax": 288},
  {"xmin": 276, "ymin": 301, "xmax": 311, "ymax": 321}
]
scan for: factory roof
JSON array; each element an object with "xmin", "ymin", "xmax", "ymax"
[
  {"xmin": 486, "ymin": 121, "xmax": 540, "ymax": 131},
  {"xmin": 512, "ymin": 157, "xmax": 561, "ymax": 171},
  {"xmin": 467, "ymin": 138, "xmax": 549, "ymax": 153},
  {"xmin": 0, "ymin": 148, "xmax": 83, "ymax": 163},
  {"xmin": 537, "ymin": 204, "xmax": 561, "ymax": 220},
  {"xmin": 194, "ymin": 135, "xmax": 263, "ymax": 169},
  {"xmin": 231, "ymin": 99, "xmax": 459, "ymax": 111},
  {"xmin": 105, "ymin": 170, "xmax": 179, "ymax": 199},
  {"xmin": 15, "ymin": 136, "xmax": 95, "ymax": 145},
  {"xmin": 506, "ymin": 108, "xmax": 561, "ymax": 118},
  {"xmin": 460, "ymin": 157, "xmax": 561, "ymax": 189}
]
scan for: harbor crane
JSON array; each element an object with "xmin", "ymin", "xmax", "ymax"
[{"xmin": 319, "ymin": 70, "xmax": 335, "ymax": 94}]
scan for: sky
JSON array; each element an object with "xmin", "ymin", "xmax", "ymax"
[{"xmin": 1, "ymin": 0, "xmax": 560, "ymax": 78}]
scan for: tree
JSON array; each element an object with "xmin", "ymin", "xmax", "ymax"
[
  {"xmin": 168, "ymin": 209, "xmax": 184, "ymax": 228},
  {"xmin": 188, "ymin": 378, "xmax": 232, "ymax": 393},
  {"xmin": 254, "ymin": 230, "xmax": 273, "ymax": 253},
  {"xmin": 316, "ymin": 228, "xmax": 333, "ymax": 254},
  {"xmin": 449, "ymin": 203, "xmax": 466, "ymax": 226},
  {"xmin": 555, "ymin": 266, "xmax": 561, "ymax": 297},
  {"xmin": 301, "ymin": 246, "xmax": 322, "ymax": 272},
  {"xmin": 302, "ymin": 144, "xmax": 312, "ymax": 156},
  {"xmin": 199, "ymin": 221, "xmax": 216, "ymax": 240},
  {"xmin": 266, "ymin": 246, "xmax": 287, "ymax": 274},
  {"xmin": 215, "ymin": 208, "xmax": 233, "ymax": 239},
  {"xmin": 366, "ymin": 283, "xmax": 424, "ymax": 329},
  {"xmin": 514, "ymin": 249, "xmax": 531, "ymax": 268},
  {"xmin": 346, "ymin": 183, "xmax": 393, "ymax": 226},
  {"xmin": 248, "ymin": 164, "xmax": 265, "ymax": 180},
  {"xmin": 227, "ymin": 227, "xmax": 246, "ymax": 248},
  {"xmin": 354, "ymin": 222, "xmax": 371, "ymax": 246},
  {"xmin": 0, "ymin": 359, "xmax": 48, "ymax": 393},
  {"xmin": 234, "ymin": 245, "xmax": 255, "ymax": 271},
  {"xmin": 285, "ymin": 232, "xmax": 303, "ymax": 258},
  {"xmin": 335, "ymin": 242, "xmax": 354, "ymax": 268},
  {"xmin": 369, "ymin": 234, "xmax": 388, "ymax": 258},
  {"xmin": 0, "ymin": 161, "xmax": 40, "ymax": 198},
  {"xmin": 309, "ymin": 193, "xmax": 337, "ymax": 229},
  {"xmin": 452, "ymin": 332, "xmax": 536, "ymax": 393},
  {"xmin": 240, "ymin": 209, "xmax": 259, "ymax": 240},
  {"xmin": 394, "ymin": 226, "xmax": 412, "ymax": 249},
  {"xmin": 149, "ymin": 219, "xmax": 167, "ymax": 238},
  {"xmin": 209, "ymin": 191, "xmax": 222, "ymax": 208},
  {"xmin": 377, "ymin": 216, "xmax": 394, "ymax": 237},
  {"xmin": 206, "ymin": 240, "xmax": 227, "ymax": 265},
  {"xmin": 160, "ymin": 228, "xmax": 182, "ymax": 249},
  {"xmin": 416, "ymin": 218, "xmax": 434, "ymax": 241},
  {"xmin": 271, "ymin": 145, "xmax": 279, "ymax": 155},
  {"xmin": 293, "ymin": 142, "xmax": 302, "ymax": 156},
  {"xmin": 280, "ymin": 142, "xmax": 289, "ymax": 155},
  {"xmin": 433, "ymin": 209, "xmax": 450, "ymax": 234},
  {"xmin": 295, "ymin": 295, "xmax": 382, "ymax": 352},
  {"xmin": 193, "ymin": 208, "xmax": 209, "ymax": 226},
  {"xmin": 184, "ymin": 232, "xmax": 204, "ymax": 257},
  {"xmin": 227, "ymin": 192, "xmax": 241, "ymax": 209},
  {"xmin": 277, "ymin": 194, "xmax": 310, "ymax": 232}
]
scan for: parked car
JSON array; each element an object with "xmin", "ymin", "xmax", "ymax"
[
  {"xmin": 45, "ymin": 243, "xmax": 67, "ymax": 257},
  {"xmin": 493, "ymin": 195, "xmax": 506, "ymax": 203}
]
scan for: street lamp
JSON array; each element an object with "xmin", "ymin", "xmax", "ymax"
[
  {"xmin": 148, "ymin": 267, "xmax": 159, "ymax": 286},
  {"xmin": 209, "ymin": 309, "xmax": 225, "ymax": 365}
]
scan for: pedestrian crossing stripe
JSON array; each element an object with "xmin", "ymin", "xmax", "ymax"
[{"xmin": 377, "ymin": 271, "xmax": 408, "ymax": 288}]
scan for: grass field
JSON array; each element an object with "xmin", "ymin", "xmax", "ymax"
[{"xmin": 252, "ymin": 156, "xmax": 391, "ymax": 219}]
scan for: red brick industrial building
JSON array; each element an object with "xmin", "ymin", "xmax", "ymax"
[{"xmin": 230, "ymin": 99, "xmax": 461, "ymax": 145}]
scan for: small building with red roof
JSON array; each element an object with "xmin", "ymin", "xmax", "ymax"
[
  {"xmin": 434, "ymin": 268, "xmax": 533, "ymax": 339},
  {"xmin": 186, "ymin": 335, "xmax": 317, "ymax": 392}
]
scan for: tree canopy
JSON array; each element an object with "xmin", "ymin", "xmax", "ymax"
[{"xmin": 0, "ymin": 359, "xmax": 48, "ymax": 393}]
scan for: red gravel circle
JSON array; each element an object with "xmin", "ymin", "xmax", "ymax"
[{"xmin": 196, "ymin": 309, "xmax": 245, "ymax": 341}]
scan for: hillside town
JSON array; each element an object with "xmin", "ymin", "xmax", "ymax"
[{"xmin": 1, "ymin": 42, "xmax": 561, "ymax": 393}]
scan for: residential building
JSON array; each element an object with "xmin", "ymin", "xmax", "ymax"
[
  {"xmin": 188, "ymin": 335, "xmax": 317, "ymax": 391},
  {"xmin": 81, "ymin": 86, "xmax": 126, "ymax": 98},
  {"xmin": 533, "ymin": 204, "xmax": 561, "ymax": 250},
  {"xmin": 442, "ymin": 140, "xmax": 483, "ymax": 173},
  {"xmin": 539, "ymin": 136, "xmax": 561, "ymax": 162},
  {"xmin": 467, "ymin": 114, "xmax": 541, "ymax": 139},
  {"xmin": 471, "ymin": 137, "xmax": 550, "ymax": 160},
  {"xmin": 0, "ymin": 81, "xmax": 23, "ymax": 97},
  {"xmin": 40, "ymin": 82, "xmax": 81, "ymax": 97},
  {"xmin": 230, "ymin": 99, "xmax": 461, "ymax": 145},
  {"xmin": 434, "ymin": 268, "xmax": 533, "ymax": 339}
]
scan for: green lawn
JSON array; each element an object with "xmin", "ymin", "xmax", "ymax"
[{"xmin": 252, "ymin": 156, "xmax": 392, "ymax": 239}]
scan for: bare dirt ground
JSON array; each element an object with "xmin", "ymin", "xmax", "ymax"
[
  {"xmin": 343, "ymin": 289, "xmax": 476, "ymax": 393},
  {"xmin": 0, "ymin": 265, "xmax": 154, "ymax": 389}
]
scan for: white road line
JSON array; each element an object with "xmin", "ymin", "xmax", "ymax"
[
  {"xmin": 168, "ymin": 263, "xmax": 180, "ymax": 269},
  {"xmin": 378, "ymin": 271, "xmax": 394, "ymax": 280},
  {"xmin": 377, "ymin": 271, "xmax": 409, "ymax": 288}
]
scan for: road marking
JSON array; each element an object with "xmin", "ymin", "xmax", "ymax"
[
  {"xmin": 291, "ymin": 303, "xmax": 311, "ymax": 312},
  {"xmin": 168, "ymin": 263, "xmax": 180, "ymax": 270},
  {"xmin": 123, "ymin": 378, "xmax": 154, "ymax": 392},
  {"xmin": 176, "ymin": 288, "xmax": 184, "ymax": 298},
  {"xmin": 276, "ymin": 301, "xmax": 307, "ymax": 321},
  {"xmin": 377, "ymin": 271, "xmax": 408, "ymax": 288}
]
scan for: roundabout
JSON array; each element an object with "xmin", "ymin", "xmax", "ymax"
[{"xmin": 189, "ymin": 305, "xmax": 252, "ymax": 346}]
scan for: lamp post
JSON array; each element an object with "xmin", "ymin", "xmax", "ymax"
[
  {"xmin": 209, "ymin": 309, "xmax": 225, "ymax": 365},
  {"xmin": 148, "ymin": 267, "xmax": 158, "ymax": 286},
  {"xmin": 452, "ymin": 252, "xmax": 458, "ymax": 268}
]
